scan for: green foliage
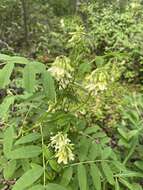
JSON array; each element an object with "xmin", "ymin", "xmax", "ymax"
[
  {"xmin": 12, "ymin": 166, "xmax": 43, "ymax": 190},
  {"xmin": 0, "ymin": 53, "xmax": 142, "ymax": 189},
  {"xmin": 77, "ymin": 164, "xmax": 87, "ymax": 190},
  {"xmin": 0, "ymin": 1, "xmax": 143, "ymax": 190},
  {"xmin": 90, "ymin": 163, "xmax": 101, "ymax": 190}
]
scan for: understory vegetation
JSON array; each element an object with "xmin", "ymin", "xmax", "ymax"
[{"xmin": 0, "ymin": 0, "xmax": 143, "ymax": 190}]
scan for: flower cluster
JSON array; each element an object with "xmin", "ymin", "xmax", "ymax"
[
  {"xmin": 48, "ymin": 66, "xmax": 70, "ymax": 81},
  {"xmin": 50, "ymin": 132, "xmax": 74, "ymax": 164},
  {"xmin": 48, "ymin": 56, "xmax": 73, "ymax": 88},
  {"xmin": 68, "ymin": 25, "xmax": 85, "ymax": 45},
  {"xmin": 85, "ymin": 70, "xmax": 109, "ymax": 95}
]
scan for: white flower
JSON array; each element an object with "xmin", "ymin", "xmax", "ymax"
[
  {"xmin": 85, "ymin": 83, "xmax": 98, "ymax": 95},
  {"xmin": 50, "ymin": 132, "xmax": 71, "ymax": 150},
  {"xmin": 97, "ymin": 82, "xmax": 107, "ymax": 91},
  {"xmin": 55, "ymin": 147, "xmax": 68, "ymax": 164},
  {"xmin": 48, "ymin": 66, "xmax": 66, "ymax": 81},
  {"xmin": 55, "ymin": 146, "xmax": 74, "ymax": 164},
  {"xmin": 85, "ymin": 81, "xmax": 107, "ymax": 94},
  {"xmin": 48, "ymin": 56, "xmax": 73, "ymax": 89},
  {"xmin": 50, "ymin": 132, "xmax": 74, "ymax": 164},
  {"xmin": 85, "ymin": 70, "xmax": 108, "ymax": 94}
]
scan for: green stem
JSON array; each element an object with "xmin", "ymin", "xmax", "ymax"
[
  {"xmin": 64, "ymin": 159, "xmax": 110, "ymax": 168},
  {"xmin": 40, "ymin": 124, "xmax": 46, "ymax": 187},
  {"xmin": 17, "ymin": 106, "xmax": 32, "ymax": 137}
]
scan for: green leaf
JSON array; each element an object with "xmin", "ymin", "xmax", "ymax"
[
  {"xmin": 78, "ymin": 63, "xmax": 91, "ymax": 74},
  {"xmin": 117, "ymin": 128, "xmax": 128, "ymax": 140},
  {"xmin": 0, "ymin": 96, "xmax": 15, "ymax": 119},
  {"xmin": 90, "ymin": 163, "xmax": 101, "ymax": 190},
  {"xmin": 32, "ymin": 61, "xmax": 46, "ymax": 73},
  {"xmin": 41, "ymin": 71, "xmax": 56, "ymax": 101},
  {"xmin": 28, "ymin": 185, "xmax": 44, "ymax": 190},
  {"xmin": 101, "ymin": 162, "xmax": 114, "ymax": 185},
  {"xmin": 119, "ymin": 178, "xmax": 134, "ymax": 190},
  {"xmin": 0, "ymin": 156, "xmax": 7, "ymax": 172},
  {"xmin": 43, "ymin": 145, "xmax": 53, "ymax": 160},
  {"xmin": 123, "ymin": 137, "xmax": 138, "ymax": 165},
  {"xmin": 3, "ymin": 126, "xmax": 15, "ymax": 158},
  {"xmin": 112, "ymin": 161, "xmax": 126, "ymax": 172},
  {"xmin": 15, "ymin": 133, "xmax": 41, "ymax": 145},
  {"xmin": 12, "ymin": 166, "xmax": 43, "ymax": 190},
  {"xmin": 115, "ymin": 179, "xmax": 120, "ymax": 190},
  {"xmin": 78, "ymin": 137, "xmax": 91, "ymax": 161},
  {"xmin": 46, "ymin": 183, "xmax": 67, "ymax": 190},
  {"xmin": 84, "ymin": 125, "xmax": 99, "ymax": 135},
  {"xmin": 128, "ymin": 130, "xmax": 139, "ymax": 140},
  {"xmin": 10, "ymin": 56, "xmax": 29, "ymax": 64},
  {"xmin": 132, "ymin": 183, "xmax": 142, "ymax": 190},
  {"xmin": 3, "ymin": 160, "xmax": 17, "ymax": 180},
  {"xmin": 115, "ymin": 171, "xmax": 143, "ymax": 178},
  {"xmin": 95, "ymin": 56, "xmax": 104, "ymax": 67},
  {"xmin": 101, "ymin": 147, "xmax": 112, "ymax": 159},
  {"xmin": 60, "ymin": 167, "xmax": 73, "ymax": 186},
  {"xmin": 88, "ymin": 143, "xmax": 101, "ymax": 160},
  {"xmin": 0, "ymin": 63, "xmax": 14, "ymax": 88},
  {"xmin": 49, "ymin": 160, "xmax": 60, "ymax": 172},
  {"xmin": 77, "ymin": 164, "xmax": 87, "ymax": 190},
  {"xmin": 21, "ymin": 159, "xmax": 31, "ymax": 172},
  {"xmin": 0, "ymin": 53, "xmax": 11, "ymax": 61},
  {"xmin": 135, "ymin": 161, "xmax": 143, "ymax": 171},
  {"xmin": 10, "ymin": 145, "xmax": 41, "ymax": 159},
  {"xmin": 0, "ymin": 54, "xmax": 29, "ymax": 64},
  {"xmin": 23, "ymin": 63, "xmax": 36, "ymax": 93},
  {"xmin": 71, "ymin": 175, "xmax": 78, "ymax": 190},
  {"xmin": 23, "ymin": 61, "xmax": 46, "ymax": 93},
  {"xmin": 66, "ymin": 186, "xmax": 73, "ymax": 190}
]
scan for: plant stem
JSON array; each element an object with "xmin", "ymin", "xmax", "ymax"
[
  {"xmin": 17, "ymin": 106, "xmax": 32, "ymax": 137},
  {"xmin": 65, "ymin": 159, "xmax": 110, "ymax": 168},
  {"xmin": 40, "ymin": 124, "xmax": 46, "ymax": 187}
]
